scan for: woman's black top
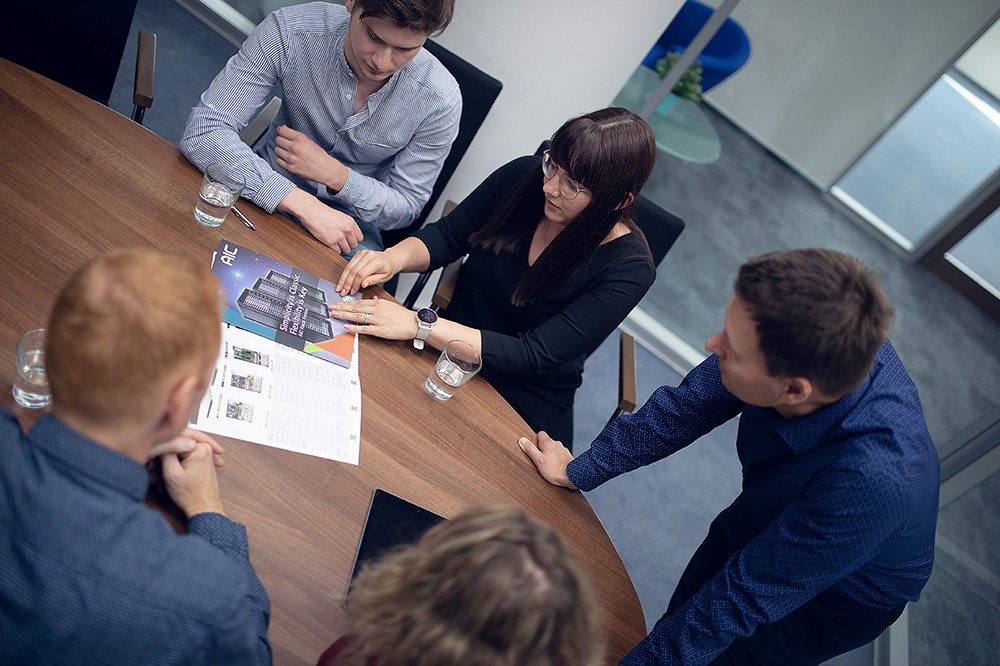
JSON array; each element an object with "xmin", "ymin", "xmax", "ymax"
[{"xmin": 413, "ymin": 156, "xmax": 655, "ymax": 445}]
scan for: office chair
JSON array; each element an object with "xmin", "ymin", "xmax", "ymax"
[
  {"xmin": 240, "ymin": 96, "xmax": 283, "ymax": 148},
  {"xmin": 381, "ymin": 39, "xmax": 503, "ymax": 252},
  {"xmin": 0, "ymin": 1, "xmax": 156, "ymax": 126},
  {"xmin": 607, "ymin": 194, "xmax": 685, "ymax": 426},
  {"xmin": 131, "ymin": 31, "xmax": 157, "ymax": 125},
  {"xmin": 2, "ymin": 1, "xmax": 140, "ymax": 106}
]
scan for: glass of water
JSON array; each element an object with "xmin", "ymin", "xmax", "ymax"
[
  {"xmin": 13, "ymin": 328, "xmax": 51, "ymax": 409},
  {"xmin": 194, "ymin": 164, "xmax": 244, "ymax": 228},
  {"xmin": 425, "ymin": 340, "xmax": 482, "ymax": 401}
]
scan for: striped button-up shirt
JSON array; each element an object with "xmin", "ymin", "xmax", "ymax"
[{"xmin": 180, "ymin": 2, "xmax": 461, "ymax": 230}]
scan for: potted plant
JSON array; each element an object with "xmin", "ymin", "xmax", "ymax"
[{"xmin": 653, "ymin": 51, "xmax": 703, "ymax": 114}]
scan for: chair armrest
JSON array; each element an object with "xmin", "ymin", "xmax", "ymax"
[
  {"xmin": 618, "ymin": 332, "xmax": 638, "ymax": 414},
  {"xmin": 133, "ymin": 31, "xmax": 156, "ymax": 110},
  {"xmin": 607, "ymin": 332, "xmax": 637, "ymax": 428},
  {"xmin": 431, "ymin": 259, "xmax": 462, "ymax": 311}
]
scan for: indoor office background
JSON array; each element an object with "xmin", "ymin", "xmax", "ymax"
[{"xmin": 105, "ymin": 0, "xmax": 1000, "ymax": 664}]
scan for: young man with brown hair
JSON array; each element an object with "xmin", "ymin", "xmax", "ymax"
[
  {"xmin": 522, "ymin": 248, "xmax": 940, "ymax": 665},
  {"xmin": 181, "ymin": 0, "xmax": 461, "ymax": 255},
  {"xmin": 0, "ymin": 249, "xmax": 271, "ymax": 665}
]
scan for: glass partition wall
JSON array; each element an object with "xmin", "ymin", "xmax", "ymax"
[{"xmin": 616, "ymin": 1, "xmax": 1000, "ymax": 664}]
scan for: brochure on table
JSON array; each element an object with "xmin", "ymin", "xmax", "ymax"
[
  {"xmin": 211, "ymin": 239, "xmax": 356, "ymax": 368},
  {"xmin": 191, "ymin": 324, "xmax": 362, "ymax": 465}
]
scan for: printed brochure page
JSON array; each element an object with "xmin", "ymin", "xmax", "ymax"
[{"xmin": 191, "ymin": 323, "xmax": 362, "ymax": 465}]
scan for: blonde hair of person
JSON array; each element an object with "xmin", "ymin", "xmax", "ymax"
[
  {"xmin": 340, "ymin": 504, "xmax": 603, "ymax": 666},
  {"xmin": 46, "ymin": 248, "xmax": 222, "ymax": 426}
]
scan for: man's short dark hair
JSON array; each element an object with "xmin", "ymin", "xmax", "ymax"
[
  {"xmin": 735, "ymin": 248, "xmax": 894, "ymax": 397},
  {"xmin": 356, "ymin": 0, "xmax": 455, "ymax": 35}
]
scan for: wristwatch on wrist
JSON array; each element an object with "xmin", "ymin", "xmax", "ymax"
[{"xmin": 413, "ymin": 308, "xmax": 438, "ymax": 350}]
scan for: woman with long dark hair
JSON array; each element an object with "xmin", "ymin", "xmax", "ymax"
[{"xmin": 332, "ymin": 107, "xmax": 657, "ymax": 446}]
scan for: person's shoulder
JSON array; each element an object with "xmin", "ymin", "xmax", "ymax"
[
  {"xmin": 474, "ymin": 155, "xmax": 538, "ymax": 193},
  {"xmin": 597, "ymin": 231, "xmax": 656, "ymax": 283},
  {"xmin": 271, "ymin": 1, "xmax": 348, "ymax": 35},
  {"xmin": 403, "ymin": 46, "xmax": 461, "ymax": 106},
  {"xmin": 865, "ymin": 340, "xmax": 925, "ymax": 419},
  {"xmin": 839, "ymin": 341, "xmax": 937, "ymax": 468}
]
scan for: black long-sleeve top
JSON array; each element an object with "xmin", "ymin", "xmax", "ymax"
[{"xmin": 414, "ymin": 156, "xmax": 655, "ymax": 444}]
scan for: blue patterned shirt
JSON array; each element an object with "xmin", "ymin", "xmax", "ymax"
[
  {"xmin": 568, "ymin": 341, "xmax": 940, "ymax": 665},
  {"xmin": 0, "ymin": 412, "xmax": 272, "ymax": 665},
  {"xmin": 180, "ymin": 2, "xmax": 461, "ymax": 230}
]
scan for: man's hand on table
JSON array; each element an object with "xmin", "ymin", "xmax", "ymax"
[
  {"xmin": 519, "ymin": 431, "xmax": 577, "ymax": 490},
  {"xmin": 277, "ymin": 187, "xmax": 363, "ymax": 255}
]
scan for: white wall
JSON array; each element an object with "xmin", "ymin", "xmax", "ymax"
[
  {"xmin": 427, "ymin": 1, "xmax": 681, "ymax": 219},
  {"xmin": 704, "ymin": 0, "xmax": 1000, "ymax": 190}
]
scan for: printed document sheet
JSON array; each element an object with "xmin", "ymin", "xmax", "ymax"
[{"xmin": 190, "ymin": 323, "xmax": 362, "ymax": 465}]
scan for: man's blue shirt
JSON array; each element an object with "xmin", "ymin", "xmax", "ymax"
[
  {"xmin": 568, "ymin": 341, "xmax": 940, "ymax": 665},
  {"xmin": 0, "ymin": 411, "xmax": 272, "ymax": 665}
]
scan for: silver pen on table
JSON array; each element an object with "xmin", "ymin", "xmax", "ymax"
[{"xmin": 232, "ymin": 205, "xmax": 256, "ymax": 231}]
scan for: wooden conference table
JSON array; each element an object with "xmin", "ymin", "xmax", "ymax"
[{"xmin": 0, "ymin": 59, "xmax": 646, "ymax": 664}]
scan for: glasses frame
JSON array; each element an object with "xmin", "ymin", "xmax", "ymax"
[{"xmin": 541, "ymin": 150, "xmax": 588, "ymax": 201}]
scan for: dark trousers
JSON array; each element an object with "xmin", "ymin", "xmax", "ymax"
[{"xmin": 666, "ymin": 495, "xmax": 906, "ymax": 665}]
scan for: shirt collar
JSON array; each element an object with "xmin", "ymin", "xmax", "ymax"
[
  {"xmin": 774, "ymin": 368, "xmax": 876, "ymax": 455},
  {"xmin": 27, "ymin": 414, "xmax": 149, "ymax": 501},
  {"xmin": 332, "ymin": 16, "xmax": 407, "ymax": 115}
]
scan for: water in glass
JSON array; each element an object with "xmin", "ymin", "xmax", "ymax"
[
  {"xmin": 195, "ymin": 183, "xmax": 235, "ymax": 227},
  {"xmin": 425, "ymin": 360, "xmax": 465, "ymax": 401},
  {"xmin": 13, "ymin": 349, "xmax": 51, "ymax": 408}
]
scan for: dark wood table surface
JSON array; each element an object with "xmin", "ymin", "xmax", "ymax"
[{"xmin": 0, "ymin": 58, "xmax": 646, "ymax": 664}]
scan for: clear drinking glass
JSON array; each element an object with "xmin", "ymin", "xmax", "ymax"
[
  {"xmin": 13, "ymin": 328, "xmax": 51, "ymax": 409},
  {"xmin": 425, "ymin": 340, "xmax": 482, "ymax": 401},
  {"xmin": 194, "ymin": 164, "xmax": 244, "ymax": 227}
]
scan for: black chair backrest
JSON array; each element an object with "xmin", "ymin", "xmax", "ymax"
[
  {"xmin": 1, "ymin": 1, "xmax": 139, "ymax": 106},
  {"xmin": 381, "ymin": 39, "xmax": 502, "ymax": 248},
  {"xmin": 534, "ymin": 140, "xmax": 684, "ymax": 266},
  {"xmin": 635, "ymin": 195, "xmax": 685, "ymax": 267}
]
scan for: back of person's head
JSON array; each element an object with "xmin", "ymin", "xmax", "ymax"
[
  {"xmin": 353, "ymin": 0, "xmax": 454, "ymax": 35},
  {"xmin": 342, "ymin": 504, "xmax": 603, "ymax": 666},
  {"xmin": 47, "ymin": 248, "xmax": 222, "ymax": 427},
  {"xmin": 735, "ymin": 248, "xmax": 894, "ymax": 397}
]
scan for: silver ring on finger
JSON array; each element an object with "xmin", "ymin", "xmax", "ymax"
[{"xmin": 363, "ymin": 312, "xmax": 371, "ymax": 325}]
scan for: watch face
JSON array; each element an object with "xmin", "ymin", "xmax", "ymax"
[{"xmin": 417, "ymin": 308, "xmax": 438, "ymax": 325}]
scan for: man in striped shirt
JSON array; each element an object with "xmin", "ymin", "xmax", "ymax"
[{"xmin": 181, "ymin": 0, "xmax": 461, "ymax": 255}]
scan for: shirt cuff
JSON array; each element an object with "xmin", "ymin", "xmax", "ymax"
[
  {"xmin": 254, "ymin": 172, "xmax": 297, "ymax": 213},
  {"xmin": 188, "ymin": 512, "xmax": 251, "ymax": 559},
  {"xmin": 566, "ymin": 451, "xmax": 604, "ymax": 492},
  {"xmin": 332, "ymin": 167, "xmax": 362, "ymax": 204}
]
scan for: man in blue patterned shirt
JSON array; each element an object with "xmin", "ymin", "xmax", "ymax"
[
  {"xmin": 181, "ymin": 0, "xmax": 461, "ymax": 254},
  {"xmin": 1, "ymin": 249, "xmax": 271, "ymax": 664},
  {"xmin": 521, "ymin": 249, "xmax": 940, "ymax": 665}
]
